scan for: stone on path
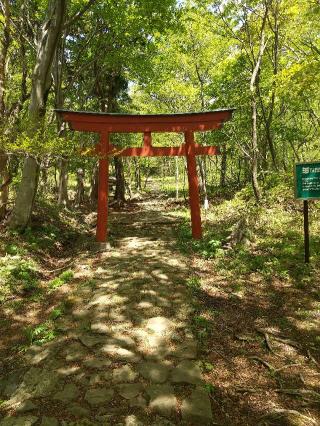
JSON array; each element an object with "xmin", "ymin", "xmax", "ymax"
[
  {"xmin": 138, "ymin": 362, "xmax": 169, "ymax": 383},
  {"xmin": 0, "ymin": 417, "xmax": 38, "ymax": 426},
  {"xmin": 16, "ymin": 400, "xmax": 37, "ymax": 413},
  {"xmin": 67, "ymin": 403, "xmax": 90, "ymax": 417},
  {"xmin": 89, "ymin": 372, "xmax": 111, "ymax": 385},
  {"xmin": 181, "ymin": 387, "xmax": 213, "ymax": 424},
  {"xmin": 83, "ymin": 358, "xmax": 111, "ymax": 369},
  {"xmin": 84, "ymin": 387, "xmax": 114, "ymax": 406},
  {"xmin": 23, "ymin": 367, "xmax": 59, "ymax": 397},
  {"xmin": 53, "ymin": 383, "xmax": 80, "ymax": 402},
  {"xmin": 129, "ymin": 395, "xmax": 147, "ymax": 408},
  {"xmin": 100, "ymin": 344, "xmax": 141, "ymax": 363},
  {"xmin": 78, "ymin": 334, "xmax": 105, "ymax": 348},
  {"xmin": 64, "ymin": 342, "xmax": 88, "ymax": 361},
  {"xmin": 146, "ymin": 384, "xmax": 177, "ymax": 418},
  {"xmin": 143, "ymin": 317, "xmax": 174, "ymax": 336},
  {"xmin": 117, "ymin": 383, "xmax": 143, "ymax": 399},
  {"xmin": 112, "ymin": 365, "xmax": 138, "ymax": 383},
  {"xmin": 40, "ymin": 418, "xmax": 59, "ymax": 426},
  {"xmin": 172, "ymin": 340, "xmax": 197, "ymax": 359},
  {"xmin": 91, "ymin": 322, "xmax": 110, "ymax": 334},
  {"xmin": 171, "ymin": 360, "xmax": 203, "ymax": 385},
  {"xmin": 56, "ymin": 365, "xmax": 80, "ymax": 377}
]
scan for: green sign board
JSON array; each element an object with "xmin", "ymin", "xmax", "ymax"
[{"xmin": 295, "ymin": 162, "xmax": 320, "ymax": 200}]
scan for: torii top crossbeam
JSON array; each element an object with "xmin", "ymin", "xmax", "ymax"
[{"xmin": 56, "ymin": 108, "xmax": 234, "ymax": 243}]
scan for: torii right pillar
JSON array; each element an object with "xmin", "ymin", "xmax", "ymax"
[{"xmin": 184, "ymin": 131, "xmax": 202, "ymax": 239}]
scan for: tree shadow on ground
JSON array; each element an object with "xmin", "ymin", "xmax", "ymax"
[{"xmin": 0, "ymin": 201, "xmax": 319, "ymax": 425}]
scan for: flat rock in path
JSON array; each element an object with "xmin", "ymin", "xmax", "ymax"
[
  {"xmin": 83, "ymin": 358, "xmax": 112, "ymax": 369},
  {"xmin": 40, "ymin": 418, "xmax": 59, "ymax": 426},
  {"xmin": 89, "ymin": 372, "xmax": 111, "ymax": 386},
  {"xmin": 23, "ymin": 367, "xmax": 59, "ymax": 398},
  {"xmin": 129, "ymin": 395, "xmax": 147, "ymax": 408},
  {"xmin": 143, "ymin": 317, "xmax": 174, "ymax": 336},
  {"xmin": 112, "ymin": 365, "xmax": 138, "ymax": 383},
  {"xmin": 16, "ymin": 400, "xmax": 37, "ymax": 413},
  {"xmin": 117, "ymin": 383, "xmax": 143, "ymax": 399},
  {"xmin": 138, "ymin": 362, "xmax": 169, "ymax": 383},
  {"xmin": 56, "ymin": 365, "xmax": 80, "ymax": 377},
  {"xmin": 91, "ymin": 322, "xmax": 110, "ymax": 334},
  {"xmin": 181, "ymin": 387, "xmax": 213, "ymax": 425},
  {"xmin": 64, "ymin": 342, "xmax": 88, "ymax": 361},
  {"xmin": 78, "ymin": 334, "xmax": 105, "ymax": 348},
  {"xmin": 100, "ymin": 344, "xmax": 141, "ymax": 363},
  {"xmin": 84, "ymin": 387, "xmax": 114, "ymax": 406},
  {"xmin": 172, "ymin": 340, "xmax": 197, "ymax": 359},
  {"xmin": 171, "ymin": 360, "xmax": 203, "ymax": 385},
  {"xmin": 53, "ymin": 383, "xmax": 80, "ymax": 402},
  {"xmin": 0, "ymin": 417, "xmax": 38, "ymax": 426},
  {"xmin": 146, "ymin": 384, "xmax": 177, "ymax": 418},
  {"xmin": 67, "ymin": 404, "xmax": 90, "ymax": 417}
]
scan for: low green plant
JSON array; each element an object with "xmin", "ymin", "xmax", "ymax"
[
  {"xmin": 202, "ymin": 361, "xmax": 215, "ymax": 372},
  {"xmin": 204, "ymin": 383, "xmax": 216, "ymax": 394},
  {"xmin": 48, "ymin": 270, "xmax": 74, "ymax": 291},
  {"xmin": 186, "ymin": 275, "xmax": 201, "ymax": 292},
  {"xmin": 0, "ymin": 257, "xmax": 39, "ymax": 298},
  {"xmin": 24, "ymin": 321, "xmax": 57, "ymax": 346}
]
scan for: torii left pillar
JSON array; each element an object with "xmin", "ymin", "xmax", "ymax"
[{"xmin": 96, "ymin": 132, "xmax": 109, "ymax": 242}]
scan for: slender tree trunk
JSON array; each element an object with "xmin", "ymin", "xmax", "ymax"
[
  {"xmin": 175, "ymin": 157, "xmax": 179, "ymax": 200},
  {"xmin": 251, "ymin": 97, "xmax": 261, "ymax": 200},
  {"xmin": 0, "ymin": 0, "xmax": 10, "ymax": 220},
  {"xmin": 220, "ymin": 145, "xmax": 227, "ymax": 188},
  {"xmin": 248, "ymin": 4, "xmax": 268, "ymax": 201},
  {"xmin": 126, "ymin": 158, "xmax": 133, "ymax": 199},
  {"xmin": 9, "ymin": 0, "xmax": 66, "ymax": 229},
  {"xmin": 0, "ymin": 151, "xmax": 9, "ymax": 220},
  {"xmin": 134, "ymin": 158, "xmax": 141, "ymax": 190},
  {"xmin": 90, "ymin": 162, "xmax": 99, "ymax": 205},
  {"xmin": 58, "ymin": 157, "xmax": 69, "ymax": 205},
  {"xmin": 114, "ymin": 156, "xmax": 125, "ymax": 204},
  {"xmin": 74, "ymin": 168, "xmax": 85, "ymax": 206}
]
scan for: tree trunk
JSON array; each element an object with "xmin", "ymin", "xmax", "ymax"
[
  {"xmin": 248, "ymin": 3, "xmax": 268, "ymax": 202},
  {"xmin": 74, "ymin": 168, "xmax": 85, "ymax": 206},
  {"xmin": 0, "ymin": 1, "xmax": 10, "ymax": 219},
  {"xmin": 134, "ymin": 158, "xmax": 141, "ymax": 190},
  {"xmin": 9, "ymin": 0, "xmax": 66, "ymax": 229},
  {"xmin": 90, "ymin": 162, "xmax": 99, "ymax": 205},
  {"xmin": 114, "ymin": 156, "xmax": 125, "ymax": 204},
  {"xmin": 251, "ymin": 96, "xmax": 261, "ymax": 201},
  {"xmin": 0, "ymin": 151, "xmax": 9, "ymax": 220},
  {"xmin": 175, "ymin": 156, "xmax": 179, "ymax": 200},
  {"xmin": 58, "ymin": 157, "xmax": 69, "ymax": 205},
  {"xmin": 220, "ymin": 145, "xmax": 227, "ymax": 188},
  {"xmin": 8, "ymin": 156, "xmax": 40, "ymax": 228}
]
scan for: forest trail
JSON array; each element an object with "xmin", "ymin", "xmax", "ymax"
[{"xmin": 0, "ymin": 200, "xmax": 213, "ymax": 425}]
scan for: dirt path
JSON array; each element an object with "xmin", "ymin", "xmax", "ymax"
[{"xmin": 0, "ymin": 200, "xmax": 213, "ymax": 425}]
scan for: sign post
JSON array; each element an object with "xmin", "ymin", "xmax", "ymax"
[{"xmin": 295, "ymin": 162, "xmax": 320, "ymax": 263}]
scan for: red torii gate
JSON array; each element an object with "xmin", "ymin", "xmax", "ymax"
[{"xmin": 56, "ymin": 109, "xmax": 234, "ymax": 243}]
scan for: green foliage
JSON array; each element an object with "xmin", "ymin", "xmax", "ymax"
[
  {"xmin": 204, "ymin": 383, "xmax": 216, "ymax": 394},
  {"xmin": 202, "ymin": 361, "xmax": 215, "ymax": 372},
  {"xmin": 177, "ymin": 221, "xmax": 223, "ymax": 259},
  {"xmin": 48, "ymin": 270, "xmax": 74, "ymax": 291},
  {"xmin": 0, "ymin": 256, "xmax": 39, "ymax": 300},
  {"xmin": 24, "ymin": 321, "xmax": 57, "ymax": 346},
  {"xmin": 186, "ymin": 275, "xmax": 201, "ymax": 292}
]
